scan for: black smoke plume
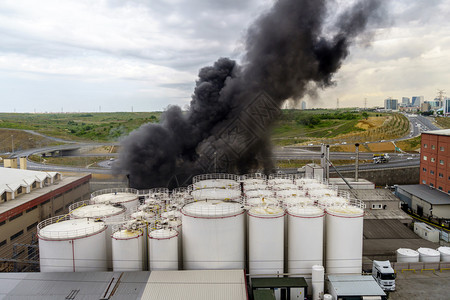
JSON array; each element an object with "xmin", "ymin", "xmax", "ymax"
[{"xmin": 116, "ymin": 0, "xmax": 384, "ymax": 189}]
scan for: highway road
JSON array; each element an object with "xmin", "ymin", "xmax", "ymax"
[{"xmin": 3, "ymin": 113, "xmax": 437, "ymax": 174}]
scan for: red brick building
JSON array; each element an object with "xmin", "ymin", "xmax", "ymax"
[{"xmin": 420, "ymin": 129, "xmax": 450, "ymax": 193}]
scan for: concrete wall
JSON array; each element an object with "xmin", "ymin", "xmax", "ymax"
[{"xmin": 331, "ymin": 166, "xmax": 420, "ymax": 187}]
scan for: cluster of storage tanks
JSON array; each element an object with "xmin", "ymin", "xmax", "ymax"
[
  {"xmin": 37, "ymin": 173, "xmax": 365, "ymax": 287},
  {"xmin": 397, "ymin": 247, "xmax": 450, "ymax": 263}
]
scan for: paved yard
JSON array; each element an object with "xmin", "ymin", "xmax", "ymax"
[{"xmin": 389, "ymin": 269, "xmax": 450, "ymax": 299}]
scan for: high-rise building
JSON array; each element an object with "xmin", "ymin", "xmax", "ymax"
[
  {"xmin": 411, "ymin": 96, "xmax": 424, "ymax": 107},
  {"xmin": 384, "ymin": 98, "xmax": 398, "ymax": 110},
  {"xmin": 402, "ymin": 97, "xmax": 410, "ymax": 106},
  {"xmin": 445, "ymin": 98, "xmax": 450, "ymax": 116},
  {"xmin": 301, "ymin": 101, "xmax": 306, "ymax": 110}
]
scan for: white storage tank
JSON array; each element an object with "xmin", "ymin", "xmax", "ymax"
[
  {"xmin": 245, "ymin": 189, "xmax": 275, "ymax": 198},
  {"xmin": 69, "ymin": 202, "xmax": 127, "ymax": 270},
  {"xmin": 312, "ymin": 265, "xmax": 325, "ymax": 300},
  {"xmin": 246, "ymin": 197, "xmax": 279, "ymax": 207},
  {"xmin": 325, "ymin": 205, "xmax": 364, "ymax": 274},
  {"xmin": 148, "ymin": 228, "xmax": 179, "ymax": 270},
  {"xmin": 308, "ymin": 189, "xmax": 338, "ymax": 199},
  {"xmin": 271, "ymin": 183, "xmax": 298, "ymax": 191},
  {"xmin": 181, "ymin": 200, "xmax": 245, "ymax": 269},
  {"xmin": 288, "ymin": 206, "xmax": 324, "ymax": 284},
  {"xmin": 396, "ymin": 248, "xmax": 420, "ymax": 263},
  {"xmin": 282, "ymin": 197, "xmax": 314, "ymax": 207},
  {"xmin": 437, "ymin": 246, "xmax": 450, "ymax": 262},
  {"xmin": 91, "ymin": 188, "xmax": 139, "ymax": 212},
  {"xmin": 248, "ymin": 206, "xmax": 285, "ymax": 275},
  {"xmin": 317, "ymin": 196, "xmax": 349, "ymax": 207},
  {"xmin": 192, "ymin": 174, "xmax": 240, "ymax": 190},
  {"xmin": 417, "ymin": 247, "xmax": 440, "ymax": 263},
  {"xmin": 38, "ymin": 216, "xmax": 107, "ymax": 272},
  {"xmin": 275, "ymin": 189, "xmax": 306, "ymax": 198},
  {"xmin": 111, "ymin": 229, "xmax": 144, "ymax": 271},
  {"xmin": 191, "ymin": 188, "xmax": 241, "ymax": 201}
]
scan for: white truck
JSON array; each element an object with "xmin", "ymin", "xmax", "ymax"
[
  {"xmin": 372, "ymin": 260, "xmax": 396, "ymax": 291},
  {"xmin": 373, "ymin": 153, "xmax": 390, "ymax": 164}
]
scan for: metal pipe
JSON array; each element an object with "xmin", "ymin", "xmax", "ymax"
[{"xmin": 355, "ymin": 143, "xmax": 359, "ymax": 181}]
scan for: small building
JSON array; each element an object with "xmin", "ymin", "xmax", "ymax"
[
  {"xmin": 414, "ymin": 222, "xmax": 440, "ymax": 243},
  {"xmin": 327, "ymin": 275, "xmax": 386, "ymax": 300},
  {"xmin": 395, "ymin": 184, "xmax": 450, "ymax": 219},
  {"xmin": 251, "ymin": 277, "xmax": 308, "ymax": 300}
]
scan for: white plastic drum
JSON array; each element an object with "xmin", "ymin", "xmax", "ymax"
[
  {"xmin": 437, "ymin": 246, "xmax": 450, "ymax": 262},
  {"xmin": 92, "ymin": 192, "xmax": 139, "ymax": 212},
  {"xmin": 396, "ymin": 248, "xmax": 419, "ymax": 263},
  {"xmin": 248, "ymin": 206, "xmax": 285, "ymax": 275},
  {"xmin": 417, "ymin": 247, "xmax": 440, "ymax": 263},
  {"xmin": 38, "ymin": 216, "xmax": 107, "ymax": 272},
  {"xmin": 191, "ymin": 188, "xmax": 241, "ymax": 201},
  {"xmin": 325, "ymin": 206, "xmax": 364, "ymax": 274},
  {"xmin": 182, "ymin": 200, "xmax": 245, "ymax": 269},
  {"xmin": 111, "ymin": 229, "xmax": 144, "ymax": 271},
  {"xmin": 288, "ymin": 206, "xmax": 324, "ymax": 282},
  {"xmin": 148, "ymin": 229, "xmax": 179, "ymax": 270}
]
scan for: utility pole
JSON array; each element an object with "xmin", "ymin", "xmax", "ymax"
[
  {"xmin": 11, "ymin": 135, "xmax": 14, "ymax": 153},
  {"xmin": 364, "ymin": 98, "xmax": 367, "ymax": 110},
  {"xmin": 336, "ymin": 98, "xmax": 339, "ymax": 110}
]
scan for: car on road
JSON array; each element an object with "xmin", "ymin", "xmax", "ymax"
[
  {"xmin": 406, "ymin": 157, "xmax": 413, "ymax": 160},
  {"xmin": 342, "ymin": 142, "xmax": 347, "ymax": 145}
]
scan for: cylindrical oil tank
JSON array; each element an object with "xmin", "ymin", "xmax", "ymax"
[
  {"xmin": 418, "ymin": 247, "xmax": 440, "ymax": 262},
  {"xmin": 295, "ymin": 178, "xmax": 319, "ymax": 186},
  {"xmin": 308, "ymin": 189, "xmax": 338, "ymax": 199},
  {"xmin": 191, "ymin": 188, "xmax": 241, "ymax": 201},
  {"xmin": 317, "ymin": 196, "xmax": 349, "ymax": 207},
  {"xmin": 288, "ymin": 206, "xmax": 324, "ymax": 281},
  {"xmin": 38, "ymin": 216, "xmax": 107, "ymax": 272},
  {"xmin": 111, "ymin": 229, "xmax": 144, "ymax": 271},
  {"xmin": 271, "ymin": 183, "xmax": 298, "ymax": 191},
  {"xmin": 242, "ymin": 178, "xmax": 267, "ymax": 191},
  {"xmin": 192, "ymin": 174, "xmax": 240, "ymax": 190},
  {"xmin": 437, "ymin": 246, "xmax": 450, "ymax": 262},
  {"xmin": 268, "ymin": 178, "xmax": 293, "ymax": 186},
  {"xmin": 302, "ymin": 182, "xmax": 328, "ymax": 191},
  {"xmin": 245, "ymin": 189, "xmax": 275, "ymax": 198},
  {"xmin": 325, "ymin": 206, "xmax": 364, "ymax": 274},
  {"xmin": 246, "ymin": 197, "xmax": 279, "ymax": 207},
  {"xmin": 181, "ymin": 200, "xmax": 245, "ymax": 269},
  {"xmin": 396, "ymin": 248, "xmax": 419, "ymax": 262},
  {"xmin": 91, "ymin": 189, "xmax": 139, "ymax": 212},
  {"xmin": 275, "ymin": 189, "xmax": 306, "ymax": 198},
  {"xmin": 282, "ymin": 197, "xmax": 314, "ymax": 208},
  {"xmin": 148, "ymin": 229, "xmax": 179, "ymax": 270},
  {"xmin": 69, "ymin": 202, "xmax": 126, "ymax": 271},
  {"xmin": 312, "ymin": 265, "xmax": 325, "ymax": 300},
  {"xmin": 248, "ymin": 206, "xmax": 285, "ymax": 275}
]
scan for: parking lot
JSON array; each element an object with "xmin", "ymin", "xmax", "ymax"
[{"xmin": 389, "ymin": 269, "xmax": 450, "ymax": 299}]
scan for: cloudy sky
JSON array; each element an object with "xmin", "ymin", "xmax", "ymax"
[{"xmin": 0, "ymin": 0, "xmax": 449, "ymax": 112}]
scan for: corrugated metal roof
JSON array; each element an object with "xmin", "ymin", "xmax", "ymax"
[
  {"xmin": 397, "ymin": 184, "xmax": 450, "ymax": 205},
  {"xmin": 328, "ymin": 275, "xmax": 386, "ymax": 296},
  {"xmin": 141, "ymin": 270, "xmax": 247, "ymax": 300},
  {"xmin": 0, "ymin": 271, "xmax": 150, "ymax": 300}
]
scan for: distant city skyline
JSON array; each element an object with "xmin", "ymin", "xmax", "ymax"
[{"xmin": 0, "ymin": 0, "xmax": 449, "ymax": 113}]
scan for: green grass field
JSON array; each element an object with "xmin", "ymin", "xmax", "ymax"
[{"xmin": 0, "ymin": 112, "xmax": 161, "ymax": 142}]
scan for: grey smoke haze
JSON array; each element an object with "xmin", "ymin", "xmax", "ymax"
[{"xmin": 117, "ymin": 0, "xmax": 385, "ymax": 189}]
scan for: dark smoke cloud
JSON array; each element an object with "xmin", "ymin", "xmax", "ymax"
[{"xmin": 116, "ymin": 0, "xmax": 385, "ymax": 189}]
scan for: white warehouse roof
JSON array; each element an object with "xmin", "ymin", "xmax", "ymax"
[
  {"xmin": 141, "ymin": 270, "xmax": 248, "ymax": 300},
  {"xmin": 0, "ymin": 167, "xmax": 60, "ymax": 196}
]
